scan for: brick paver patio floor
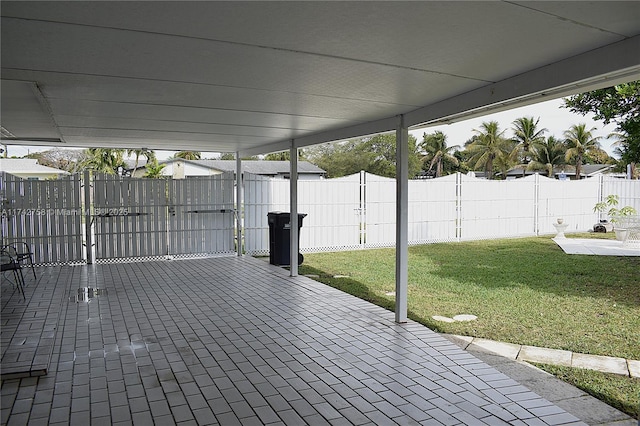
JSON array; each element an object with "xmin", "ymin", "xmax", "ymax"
[{"xmin": 1, "ymin": 256, "xmax": 587, "ymax": 425}]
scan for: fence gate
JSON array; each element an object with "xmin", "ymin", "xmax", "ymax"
[
  {"xmin": 1, "ymin": 172, "xmax": 84, "ymax": 265},
  {"xmin": 91, "ymin": 173, "xmax": 235, "ymax": 262},
  {"xmin": 167, "ymin": 174, "xmax": 235, "ymax": 257},
  {"xmin": 92, "ymin": 174, "xmax": 169, "ymax": 261}
]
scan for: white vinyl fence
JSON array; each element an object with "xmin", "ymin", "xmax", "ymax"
[
  {"xmin": 1, "ymin": 172, "xmax": 235, "ymax": 264},
  {"xmin": 1, "ymin": 172, "xmax": 84, "ymax": 264},
  {"xmin": 93, "ymin": 174, "xmax": 170, "ymax": 260},
  {"xmin": 167, "ymin": 175, "xmax": 235, "ymax": 258},
  {"xmin": 243, "ymin": 173, "xmax": 363, "ymax": 255},
  {"xmin": 3, "ymin": 171, "xmax": 639, "ymax": 262},
  {"xmin": 243, "ymin": 172, "xmax": 640, "ymax": 255},
  {"xmin": 92, "ymin": 173, "xmax": 235, "ymax": 262}
]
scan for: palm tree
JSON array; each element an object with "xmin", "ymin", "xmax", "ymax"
[
  {"xmin": 174, "ymin": 151, "xmax": 201, "ymax": 160},
  {"xmin": 494, "ymin": 139, "xmax": 519, "ymax": 179},
  {"xmin": 127, "ymin": 148, "xmax": 156, "ymax": 176},
  {"xmin": 143, "ymin": 158, "xmax": 166, "ymax": 178},
  {"xmin": 466, "ymin": 121, "xmax": 511, "ymax": 179},
  {"xmin": 528, "ymin": 136, "xmax": 566, "ymax": 178},
  {"xmin": 511, "ymin": 117, "xmax": 547, "ymax": 165},
  {"xmin": 419, "ymin": 131, "xmax": 459, "ymax": 177},
  {"xmin": 563, "ymin": 124, "xmax": 601, "ymax": 179},
  {"xmin": 78, "ymin": 148, "xmax": 125, "ymax": 174}
]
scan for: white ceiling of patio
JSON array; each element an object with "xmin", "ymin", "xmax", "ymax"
[{"xmin": 2, "ymin": 1, "xmax": 640, "ymax": 156}]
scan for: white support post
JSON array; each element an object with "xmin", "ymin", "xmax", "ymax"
[
  {"xmin": 534, "ymin": 173, "xmax": 540, "ymax": 235},
  {"xmin": 84, "ymin": 170, "xmax": 94, "ymax": 264},
  {"xmin": 236, "ymin": 153, "xmax": 243, "ymax": 257},
  {"xmin": 456, "ymin": 172, "xmax": 462, "ymax": 242},
  {"xmin": 289, "ymin": 141, "xmax": 299, "ymax": 277},
  {"xmin": 359, "ymin": 170, "xmax": 366, "ymax": 247},
  {"xmin": 596, "ymin": 174, "xmax": 603, "ymax": 222},
  {"xmin": 395, "ymin": 116, "xmax": 408, "ymax": 323}
]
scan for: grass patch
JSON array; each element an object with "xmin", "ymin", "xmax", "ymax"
[
  {"xmin": 299, "ymin": 235, "xmax": 640, "ymax": 416},
  {"xmin": 299, "ymin": 236, "xmax": 640, "ymax": 359},
  {"xmin": 568, "ymin": 231, "xmax": 616, "ymax": 240},
  {"xmin": 533, "ymin": 364, "xmax": 640, "ymax": 419}
]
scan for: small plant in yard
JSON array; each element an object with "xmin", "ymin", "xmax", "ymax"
[{"xmin": 593, "ymin": 194, "xmax": 637, "ymax": 225}]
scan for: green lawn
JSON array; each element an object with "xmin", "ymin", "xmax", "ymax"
[
  {"xmin": 298, "ymin": 235, "xmax": 640, "ymax": 418},
  {"xmin": 534, "ymin": 364, "xmax": 640, "ymax": 419}
]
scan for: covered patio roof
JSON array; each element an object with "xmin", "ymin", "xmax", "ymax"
[
  {"xmin": 2, "ymin": 0, "xmax": 640, "ymax": 324},
  {"xmin": 1, "ymin": 1, "xmax": 640, "ymax": 155}
]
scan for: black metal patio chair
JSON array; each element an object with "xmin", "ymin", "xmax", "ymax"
[
  {"xmin": 1, "ymin": 246, "xmax": 26, "ymax": 299},
  {"xmin": 11, "ymin": 241, "xmax": 36, "ymax": 280}
]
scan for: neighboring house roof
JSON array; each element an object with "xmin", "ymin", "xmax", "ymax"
[
  {"xmin": 555, "ymin": 164, "xmax": 615, "ymax": 177},
  {"xmin": 466, "ymin": 171, "xmax": 491, "ymax": 179},
  {"xmin": 0, "ymin": 158, "xmax": 70, "ymax": 176},
  {"xmin": 155, "ymin": 159, "xmax": 325, "ymax": 176},
  {"xmin": 124, "ymin": 158, "xmax": 148, "ymax": 169},
  {"xmin": 504, "ymin": 164, "xmax": 614, "ymax": 178}
]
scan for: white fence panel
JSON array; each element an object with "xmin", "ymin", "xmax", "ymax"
[
  {"xmin": 298, "ymin": 173, "xmax": 362, "ymax": 252},
  {"xmin": 460, "ymin": 174, "xmax": 537, "ymax": 240},
  {"xmin": 243, "ymin": 171, "xmax": 640, "ymax": 256},
  {"xmin": 538, "ymin": 176, "xmax": 600, "ymax": 233},
  {"xmin": 243, "ymin": 173, "xmax": 289, "ymax": 255},
  {"xmin": 168, "ymin": 173, "xmax": 235, "ymax": 256},
  {"xmin": 408, "ymin": 174, "xmax": 458, "ymax": 244},
  {"xmin": 242, "ymin": 174, "xmax": 267, "ymax": 255},
  {"xmin": 363, "ymin": 173, "xmax": 396, "ymax": 247},
  {"xmin": 243, "ymin": 173, "xmax": 362, "ymax": 255},
  {"xmin": 602, "ymin": 176, "xmax": 640, "ymax": 214},
  {"xmin": 1, "ymin": 172, "xmax": 84, "ymax": 264},
  {"xmin": 93, "ymin": 175, "xmax": 169, "ymax": 260}
]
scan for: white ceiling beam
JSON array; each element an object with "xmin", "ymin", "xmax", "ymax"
[
  {"xmin": 406, "ymin": 35, "xmax": 640, "ymax": 128},
  {"xmin": 239, "ymin": 116, "xmax": 398, "ymax": 157}
]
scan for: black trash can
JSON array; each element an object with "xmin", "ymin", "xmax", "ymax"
[{"xmin": 267, "ymin": 212, "xmax": 307, "ymax": 266}]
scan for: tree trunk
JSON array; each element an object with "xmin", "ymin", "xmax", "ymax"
[
  {"xmin": 486, "ymin": 158, "xmax": 494, "ymax": 180},
  {"xmin": 575, "ymin": 155, "xmax": 582, "ymax": 180},
  {"xmin": 132, "ymin": 154, "xmax": 140, "ymax": 177}
]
